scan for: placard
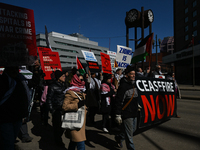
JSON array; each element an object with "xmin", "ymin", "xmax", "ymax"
[
  {"xmin": 116, "ymin": 45, "xmax": 132, "ymax": 69},
  {"xmin": 86, "ymin": 61, "xmax": 100, "ymax": 73},
  {"xmin": 0, "ymin": 2, "xmax": 37, "ymax": 66},
  {"xmin": 136, "ymin": 77, "xmax": 176, "ymax": 128},
  {"xmin": 38, "ymin": 47, "xmax": 62, "ymax": 80},
  {"xmin": 100, "ymin": 52, "xmax": 112, "ymax": 74},
  {"xmin": 81, "ymin": 50, "xmax": 97, "ymax": 62}
]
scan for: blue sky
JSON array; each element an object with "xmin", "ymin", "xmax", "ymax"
[{"xmin": 1, "ymin": 0, "xmax": 173, "ymax": 53}]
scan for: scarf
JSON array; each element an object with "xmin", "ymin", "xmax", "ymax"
[
  {"xmin": 70, "ymin": 74, "xmax": 85, "ymax": 88},
  {"xmin": 66, "ymin": 74, "xmax": 86, "ymax": 93}
]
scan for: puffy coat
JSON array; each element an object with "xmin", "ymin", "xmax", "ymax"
[
  {"xmin": 115, "ymin": 77, "xmax": 138, "ymax": 119},
  {"xmin": 46, "ymin": 81, "xmax": 65, "ymax": 111},
  {"xmin": 62, "ymin": 90, "xmax": 86, "ymax": 142}
]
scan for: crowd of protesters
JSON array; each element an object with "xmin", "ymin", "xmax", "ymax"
[{"xmin": 0, "ymin": 59, "xmax": 180, "ymax": 150}]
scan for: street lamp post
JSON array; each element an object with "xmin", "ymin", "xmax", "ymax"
[
  {"xmin": 153, "ymin": 35, "xmax": 161, "ymax": 65},
  {"xmin": 192, "ymin": 35, "xmax": 195, "ymax": 87}
]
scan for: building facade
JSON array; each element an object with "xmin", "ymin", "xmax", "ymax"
[
  {"xmin": 36, "ymin": 32, "xmax": 109, "ymax": 70},
  {"xmin": 163, "ymin": 0, "xmax": 200, "ymax": 85}
]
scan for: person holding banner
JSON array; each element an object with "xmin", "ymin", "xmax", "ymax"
[
  {"xmin": 114, "ymin": 65, "xmax": 138, "ymax": 150},
  {"xmin": 46, "ymin": 70, "xmax": 66, "ymax": 147}
]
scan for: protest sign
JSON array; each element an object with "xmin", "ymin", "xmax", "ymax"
[
  {"xmin": 86, "ymin": 61, "xmax": 100, "ymax": 73},
  {"xmin": 136, "ymin": 77, "xmax": 176, "ymax": 128},
  {"xmin": 115, "ymin": 45, "xmax": 132, "ymax": 69},
  {"xmin": 100, "ymin": 52, "xmax": 112, "ymax": 74},
  {"xmin": 38, "ymin": 47, "xmax": 62, "ymax": 80},
  {"xmin": 0, "ymin": 2, "xmax": 37, "ymax": 66},
  {"xmin": 81, "ymin": 50, "xmax": 97, "ymax": 62}
]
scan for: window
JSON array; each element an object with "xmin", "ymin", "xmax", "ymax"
[
  {"xmin": 185, "ymin": 8, "xmax": 188, "ymax": 14},
  {"xmin": 185, "ymin": 26, "xmax": 189, "ymax": 32},
  {"xmin": 193, "ymin": 20, "xmax": 197, "ymax": 27},
  {"xmin": 193, "ymin": 0, "xmax": 197, "ymax": 7},
  {"xmin": 185, "ymin": 35, "xmax": 189, "ymax": 41},
  {"xmin": 185, "ymin": 17, "xmax": 188, "ymax": 23},
  {"xmin": 193, "ymin": 10, "xmax": 197, "ymax": 17},
  {"xmin": 193, "ymin": 30, "xmax": 197, "ymax": 37}
]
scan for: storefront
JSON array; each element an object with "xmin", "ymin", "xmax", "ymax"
[{"xmin": 163, "ymin": 44, "xmax": 200, "ymax": 85}]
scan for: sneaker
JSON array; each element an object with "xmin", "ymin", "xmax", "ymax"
[
  {"xmin": 115, "ymin": 135, "xmax": 123, "ymax": 148},
  {"xmin": 103, "ymin": 128, "xmax": 109, "ymax": 133}
]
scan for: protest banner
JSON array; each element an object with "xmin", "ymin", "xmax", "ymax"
[
  {"xmin": 81, "ymin": 50, "xmax": 97, "ymax": 62},
  {"xmin": 100, "ymin": 52, "xmax": 112, "ymax": 74},
  {"xmin": 38, "ymin": 47, "xmax": 62, "ymax": 80},
  {"xmin": 136, "ymin": 77, "xmax": 176, "ymax": 128},
  {"xmin": 0, "ymin": 2, "xmax": 37, "ymax": 66},
  {"xmin": 115, "ymin": 45, "xmax": 132, "ymax": 69},
  {"xmin": 86, "ymin": 61, "xmax": 100, "ymax": 73}
]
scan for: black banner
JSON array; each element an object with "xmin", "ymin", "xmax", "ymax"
[
  {"xmin": 86, "ymin": 61, "xmax": 100, "ymax": 73},
  {"xmin": 136, "ymin": 77, "xmax": 177, "ymax": 128}
]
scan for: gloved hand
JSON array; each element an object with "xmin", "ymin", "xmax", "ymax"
[
  {"xmin": 115, "ymin": 115, "xmax": 122, "ymax": 125},
  {"xmin": 78, "ymin": 100, "xmax": 85, "ymax": 108}
]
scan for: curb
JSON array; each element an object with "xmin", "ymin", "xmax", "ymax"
[
  {"xmin": 181, "ymin": 95, "xmax": 200, "ymax": 100},
  {"xmin": 179, "ymin": 88, "xmax": 200, "ymax": 91}
]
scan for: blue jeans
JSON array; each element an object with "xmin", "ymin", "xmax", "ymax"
[
  {"xmin": 118, "ymin": 117, "xmax": 137, "ymax": 150},
  {"xmin": 68, "ymin": 141, "xmax": 85, "ymax": 150},
  {"xmin": 0, "ymin": 120, "xmax": 22, "ymax": 150}
]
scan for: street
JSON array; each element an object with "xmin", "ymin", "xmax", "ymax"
[{"xmin": 16, "ymin": 99, "xmax": 200, "ymax": 150}]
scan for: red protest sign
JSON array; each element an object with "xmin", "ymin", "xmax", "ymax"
[
  {"xmin": 38, "ymin": 47, "xmax": 62, "ymax": 80},
  {"xmin": 100, "ymin": 52, "xmax": 112, "ymax": 74},
  {"xmin": 0, "ymin": 2, "xmax": 37, "ymax": 66}
]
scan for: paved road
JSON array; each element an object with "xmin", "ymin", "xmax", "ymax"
[{"xmin": 16, "ymin": 99, "xmax": 200, "ymax": 150}]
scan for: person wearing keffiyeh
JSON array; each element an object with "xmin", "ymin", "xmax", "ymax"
[
  {"xmin": 62, "ymin": 74, "xmax": 87, "ymax": 150},
  {"xmin": 100, "ymin": 73, "xmax": 116, "ymax": 133}
]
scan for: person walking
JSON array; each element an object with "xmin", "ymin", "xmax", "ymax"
[
  {"xmin": 62, "ymin": 74, "xmax": 87, "ymax": 150},
  {"xmin": 46, "ymin": 70, "xmax": 66, "ymax": 147},
  {"xmin": 100, "ymin": 73, "xmax": 116, "ymax": 133},
  {"xmin": 87, "ymin": 72, "xmax": 101, "ymax": 124},
  {"xmin": 114, "ymin": 65, "xmax": 138, "ymax": 150},
  {"xmin": 0, "ymin": 66, "xmax": 29, "ymax": 150}
]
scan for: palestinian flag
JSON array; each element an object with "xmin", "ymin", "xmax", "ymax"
[
  {"xmin": 76, "ymin": 56, "xmax": 86, "ymax": 75},
  {"xmin": 131, "ymin": 33, "xmax": 154, "ymax": 64}
]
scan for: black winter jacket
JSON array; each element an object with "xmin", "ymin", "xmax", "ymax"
[
  {"xmin": 0, "ymin": 73, "xmax": 28, "ymax": 123},
  {"xmin": 115, "ymin": 77, "xmax": 138, "ymax": 119},
  {"xmin": 46, "ymin": 81, "xmax": 65, "ymax": 111}
]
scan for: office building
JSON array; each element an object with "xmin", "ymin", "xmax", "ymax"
[
  {"xmin": 163, "ymin": 0, "xmax": 200, "ymax": 84},
  {"xmin": 36, "ymin": 32, "xmax": 109, "ymax": 70}
]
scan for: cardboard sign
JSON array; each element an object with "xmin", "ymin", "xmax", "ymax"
[
  {"xmin": 100, "ymin": 52, "xmax": 112, "ymax": 74},
  {"xmin": 81, "ymin": 50, "xmax": 97, "ymax": 62},
  {"xmin": 116, "ymin": 45, "xmax": 132, "ymax": 69},
  {"xmin": 87, "ymin": 61, "xmax": 100, "ymax": 73},
  {"xmin": 38, "ymin": 47, "xmax": 62, "ymax": 80},
  {"xmin": 136, "ymin": 77, "xmax": 176, "ymax": 128},
  {"xmin": 0, "ymin": 2, "xmax": 37, "ymax": 66}
]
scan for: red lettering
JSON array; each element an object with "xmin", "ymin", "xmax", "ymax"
[
  {"xmin": 165, "ymin": 95, "xmax": 175, "ymax": 117},
  {"xmin": 141, "ymin": 95, "xmax": 156, "ymax": 123},
  {"xmin": 156, "ymin": 95, "xmax": 166, "ymax": 119}
]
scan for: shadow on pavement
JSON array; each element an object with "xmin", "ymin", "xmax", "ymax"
[
  {"xmin": 31, "ymin": 107, "xmax": 67, "ymax": 150},
  {"xmin": 85, "ymin": 129, "xmax": 120, "ymax": 150}
]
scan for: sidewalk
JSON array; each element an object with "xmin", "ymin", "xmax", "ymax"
[{"xmin": 179, "ymin": 84, "xmax": 200, "ymax": 100}]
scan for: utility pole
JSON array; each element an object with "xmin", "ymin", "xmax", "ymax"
[{"xmin": 192, "ymin": 35, "xmax": 195, "ymax": 86}]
